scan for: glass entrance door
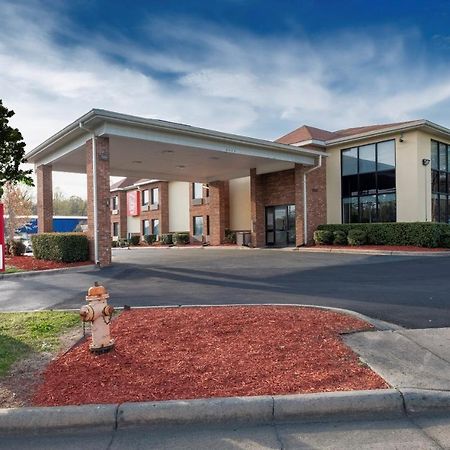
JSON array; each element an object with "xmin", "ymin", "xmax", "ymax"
[{"xmin": 266, "ymin": 205, "xmax": 296, "ymax": 246}]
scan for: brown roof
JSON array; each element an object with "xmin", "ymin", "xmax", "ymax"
[
  {"xmin": 334, "ymin": 120, "xmax": 420, "ymax": 137},
  {"xmin": 110, "ymin": 177, "xmax": 141, "ymax": 190},
  {"xmin": 276, "ymin": 125, "xmax": 337, "ymax": 144},
  {"xmin": 276, "ymin": 120, "xmax": 421, "ymax": 145}
]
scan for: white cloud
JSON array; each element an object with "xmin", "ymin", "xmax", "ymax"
[{"xmin": 2, "ymin": 1, "xmax": 450, "ymax": 197}]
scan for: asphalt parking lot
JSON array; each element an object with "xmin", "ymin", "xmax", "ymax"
[{"xmin": 1, "ymin": 248, "xmax": 450, "ymax": 329}]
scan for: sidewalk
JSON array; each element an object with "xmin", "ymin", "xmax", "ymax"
[{"xmin": 345, "ymin": 327, "xmax": 450, "ymax": 390}]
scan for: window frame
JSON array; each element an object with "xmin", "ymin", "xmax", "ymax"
[
  {"xmin": 151, "ymin": 187, "xmax": 159, "ymax": 205},
  {"xmin": 340, "ymin": 139, "xmax": 396, "ymax": 223},
  {"xmin": 431, "ymin": 139, "xmax": 450, "ymax": 223},
  {"xmin": 141, "ymin": 189, "xmax": 149, "ymax": 206}
]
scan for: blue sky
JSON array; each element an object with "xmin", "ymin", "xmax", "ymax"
[{"xmin": 1, "ymin": 0, "xmax": 450, "ymax": 196}]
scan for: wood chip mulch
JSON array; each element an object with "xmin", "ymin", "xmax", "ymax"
[
  {"xmin": 5, "ymin": 256, "xmax": 93, "ymax": 271},
  {"xmin": 32, "ymin": 306, "xmax": 388, "ymax": 407}
]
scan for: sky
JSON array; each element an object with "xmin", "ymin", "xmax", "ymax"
[{"xmin": 1, "ymin": 0, "xmax": 450, "ymax": 198}]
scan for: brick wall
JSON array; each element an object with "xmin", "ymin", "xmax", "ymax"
[
  {"xmin": 36, "ymin": 164, "xmax": 53, "ymax": 233},
  {"xmin": 86, "ymin": 137, "xmax": 111, "ymax": 266},
  {"xmin": 251, "ymin": 163, "xmax": 327, "ymax": 247},
  {"xmin": 136, "ymin": 181, "xmax": 169, "ymax": 237}
]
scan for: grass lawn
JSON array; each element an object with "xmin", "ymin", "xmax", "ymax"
[
  {"xmin": 4, "ymin": 266, "xmax": 23, "ymax": 274},
  {"xmin": 0, "ymin": 311, "xmax": 80, "ymax": 376}
]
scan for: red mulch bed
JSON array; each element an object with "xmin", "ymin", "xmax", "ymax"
[
  {"xmin": 33, "ymin": 306, "xmax": 387, "ymax": 407},
  {"xmin": 5, "ymin": 255, "xmax": 93, "ymax": 271},
  {"xmin": 311, "ymin": 245, "xmax": 449, "ymax": 252}
]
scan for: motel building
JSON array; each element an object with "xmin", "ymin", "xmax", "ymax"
[{"xmin": 27, "ymin": 109, "xmax": 450, "ymax": 266}]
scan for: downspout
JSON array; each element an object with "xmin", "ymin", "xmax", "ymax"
[
  {"xmin": 79, "ymin": 123, "xmax": 99, "ymax": 265},
  {"xmin": 303, "ymin": 155, "xmax": 322, "ymax": 246}
]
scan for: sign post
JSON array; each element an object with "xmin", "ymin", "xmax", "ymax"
[{"xmin": 0, "ymin": 203, "xmax": 4, "ymax": 272}]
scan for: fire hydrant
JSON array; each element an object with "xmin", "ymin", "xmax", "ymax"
[{"xmin": 80, "ymin": 282, "xmax": 115, "ymax": 354}]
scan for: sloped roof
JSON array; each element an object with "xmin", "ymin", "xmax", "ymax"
[
  {"xmin": 276, "ymin": 120, "xmax": 422, "ymax": 145},
  {"xmin": 110, "ymin": 177, "xmax": 141, "ymax": 191},
  {"xmin": 276, "ymin": 125, "xmax": 337, "ymax": 144}
]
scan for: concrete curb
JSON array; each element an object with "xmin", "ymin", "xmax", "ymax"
[
  {"xmin": 2, "ymin": 388, "xmax": 450, "ymax": 434},
  {"xmin": 296, "ymin": 247, "xmax": 450, "ymax": 256},
  {"xmin": 0, "ymin": 264, "xmax": 100, "ymax": 280},
  {"xmin": 0, "ymin": 404, "xmax": 117, "ymax": 433}
]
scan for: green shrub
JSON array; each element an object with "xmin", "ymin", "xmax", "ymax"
[
  {"xmin": 224, "ymin": 229, "xmax": 237, "ymax": 244},
  {"xmin": 7, "ymin": 239, "xmax": 26, "ymax": 256},
  {"xmin": 111, "ymin": 240, "xmax": 118, "ymax": 248},
  {"xmin": 313, "ymin": 230, "xmax": 334, "ymax": 245},
  {"xmin": 317, "ymin": 222, "xmax": 450, "ymax": 248},
  {"xmin": 129, "ymin": 235, "xmax": 140, "ymax": 246},
  {"xmin": 161, "ymin": 233, "xmax": 173, "ymax": 245},
  {"xmin": 173, "ymin": 232, "xmax": 190, "ymax": 245},
  {"xmin": 118, "ymin": 239, "xmax": 129, "ymax": 248},
  {"xmin": 31, "ymin": 233, "xmax": 89, "ymax": 262},
  {"xmin": 333, "ymin": 230, "xmax": 347, "ymax": 245},
  {"xmin": 144, "ymin": 234, "xmax": 157, "ymax": 245},
  {"xmin": 440, "ymin": 231, "xmax": 450, "ymax": 248},
  {"xmin": 347, "ymin": 229, "xmax": 367, "ymax": 246}
]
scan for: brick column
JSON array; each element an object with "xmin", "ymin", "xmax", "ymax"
[
  {"xmin": 86, "ymin": 137, "xmax": 111, "ymax": 266},
  {"xmin": 295, "ymin": 160, "xmax": 327, "ymax": 245},
  {"xmin": 118, "ymin": 191, "xmax": 128, "ymax": 239},
  {"xmin": 294, "ymin": 164, "xmax": 305, "ymax": 246},
  {"xmin": 160, "ymin": 181, "xmax": 169, "ymax": 234},
  {"xmin": 250, "ymin": 168, "xmax": 265, "ymax": 247},
  {"xmin": 36, "ymin": 164, "xmax": 53, "ymax": 233},
  {"xmin": 208, "ymin": 180, "xmax": 229, "ymax": 245}
]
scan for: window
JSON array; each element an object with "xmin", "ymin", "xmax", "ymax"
[
  {"xmin": 142, "ymin": 220, "xmax": 150, "ymax": 236},
  {"xmin": 431, "ymin": 139, "xmax": 450, "ymax": 223},
  {"xmin": 193, "ymin": 216, "xmax": 203, "ymax": 236},
  {"xmin": 151, "ymin": 188, "xmax": 159, "ymax": 205},
  {"xmin": 111, "ymin": 196, "xmax": 118, "ymax": 210},
  {"xmin": 141, "ymin": 189, "xmax": 149, "ymax": 206},
  {"xmin": 193, "ymin": 183, "xmax": 203, "ymax": 199},
  {"xmin": 341, "ymin": 139, "xmax": 396, "ymax": 223},
  {"xmin": 113, "ymin": 222, "xmax": 119, "ymax": 237},
  {"xmin": 152, "ymin": 219, "xmax": 159, "ymax": 236}
]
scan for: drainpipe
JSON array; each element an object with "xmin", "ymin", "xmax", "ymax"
[
  {"xmin": 303, "ymin": 155, "xmax": 322, "ymax": 246},
  {"xmin": 79, "ymin": 123, "xmax": 99, "ymax": 265}
]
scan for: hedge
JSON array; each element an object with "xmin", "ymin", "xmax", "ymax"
[
  {"xmin": 173, "ymin": 232, "xmax": 190, "ymax": 245},
  {"xmin": 161, "ymin": 234, "xmax": 173, "ymax": 245},
  {"xmin": 144, "ymin": 234, "xmax": 157, "ymax": 245},
  {"xmin": 31, "ymin": 233, "xmax": 89, "ymax": 262},
  {"xmin": 316, "ymin": 222, "xmax": 450, "ymax": 248}
]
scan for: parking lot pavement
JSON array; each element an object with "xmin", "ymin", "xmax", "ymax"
[
  {"xmin": 2, "ymin": 413, "xmax": 450, "ymax": 450},
  {"xmin": 1, "ymin": 247, "xmax": 450, "ymax": 329}
]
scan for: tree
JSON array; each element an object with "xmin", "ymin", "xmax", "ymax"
[
  {"xmin": 0, "ymin": 99, "xmax": 33, "ymax": 198},
  {"xmin": 53, "ymin": 188, "xmax": 87, "ymax": 216},
  {"xmin": 2, "ymin": 182, "xmax": 33, "ymax": 242}
]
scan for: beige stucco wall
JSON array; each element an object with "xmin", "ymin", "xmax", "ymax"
[
  {"xmin": 168, "ymin": 181, "xmax": 190, "ymax": 232},
  {"xmin": 127, "ymin": 216, "xmax": 140, "ymax": 234},
  {"xmin": 326, "ymin": 131, "xmax": 429, "ymax": 223},
  {"xmin": 229, "ymin": 177, "xmax": 251, "ymax": 231}
]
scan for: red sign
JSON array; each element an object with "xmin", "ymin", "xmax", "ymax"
[
  {"xmin": 0, "ymin": 203, "xmax": 4, "ymax": 272},
  {"xmin": 127, "ymin": 190, "xmax": 140, "ymax": 216}
]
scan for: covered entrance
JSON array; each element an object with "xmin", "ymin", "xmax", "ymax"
[
  {"xmin": 265, "ymin": 205, "xmax": 296, "ymax": 246},
  {"xmin": 27, "ymin": 109, "xmax": 326, "ymax": 265}
]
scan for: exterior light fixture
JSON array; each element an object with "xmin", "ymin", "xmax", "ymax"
[
  {"xmin": 422, "ymin": 159, "xmax": 430, "ymax": 166},
  {"xmin": 99, "ymin": 151, "xmax": 109, "ymax": 161},
  {"xmin": 176, "ymin": 165, "xmax": 186, "ymax": 169},
  {"xmin": 399, "ymin": 133, "xmax": 404, "ymax": 143},
  {"xmin": 162, "ymin": 150, "xmax": 174, "ymax": 154},
  {"xmin": 132, "ymin": 160, "xmax": 143, "ymax": 164}
]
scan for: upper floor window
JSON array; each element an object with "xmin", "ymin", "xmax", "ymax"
[
  {"xmin": 193, "ymin": 183, "xmax": 203, "ymax": 199},
  {"xmin": 111, "ymin": 196, "xmax": 118, "ymax": 210},
  {"xmin": 151, "ymin": 187, "xmax": 159, "ymax": 205},
  {"xmin": 431, "ymin": 140, "xmax": 450, "ymax": 223},
  {"xmin": 341, "ymin": 140, "xmax": 396, "ymax": 223},
  {"xmin": 141, "ymin": 189, "xmax": 149, "ymax": 206}
]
